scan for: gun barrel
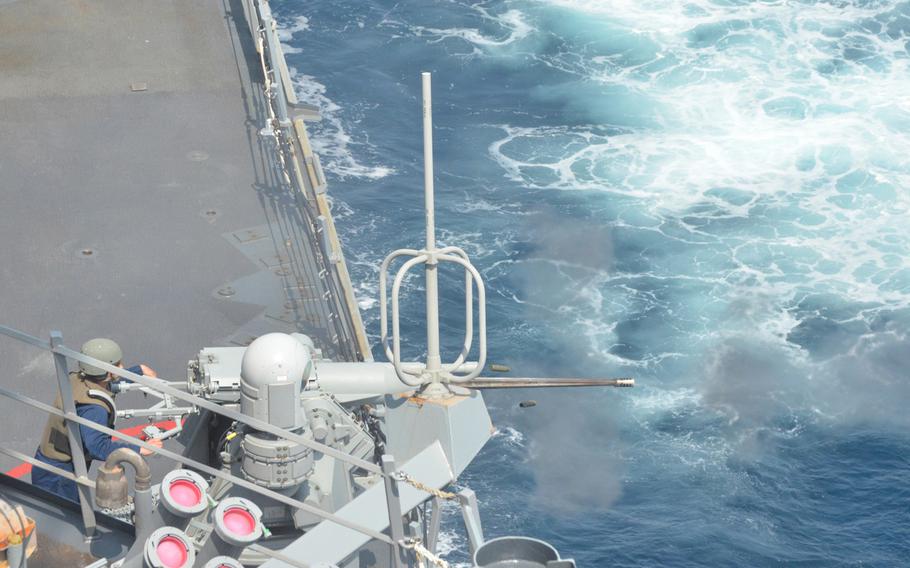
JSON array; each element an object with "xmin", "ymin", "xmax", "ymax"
[{"xmin": 463, "ymin": 377, "xmax": 634, "ymax": 389}]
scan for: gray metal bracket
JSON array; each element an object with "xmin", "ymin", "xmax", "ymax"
[
  {"xmin": 381, "ymin": 455, "xmax": 408, "ymax": 568},
  {"xmin": 458, "ymin": 488, "xmax": 484, "ymax": 556},
  {"xmin": 290, "ymin": 102, "xmax": 322, "ymax": 122},
  {"xmin": 317, "ymin": 216, "xmax": 340, "ymax": 264}
]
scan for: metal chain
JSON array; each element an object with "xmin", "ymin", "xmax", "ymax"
[
  {"xmin": 394, "ymin": 472, "xmax": 458, "ymax": 501},
  {"xmin": 400, "ymin": 538, "xmax": 450, "ymax": 568}
]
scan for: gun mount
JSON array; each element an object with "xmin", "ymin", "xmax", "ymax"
[{"xmin": 0, "ymin": 9, "xmax": 632, "ymax": 563}]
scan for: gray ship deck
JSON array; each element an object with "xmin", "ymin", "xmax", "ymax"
[{"xmin": 0, "ymin": 0, "xmax": 367, "ymax": 467}]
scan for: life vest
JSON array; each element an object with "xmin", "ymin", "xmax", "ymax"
[{"xmin": 38, "ymin": 372, "xmax": 116, "ymax": 463}]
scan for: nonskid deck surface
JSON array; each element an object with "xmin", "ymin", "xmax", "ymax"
[
  {"xmin": 0, "ymin": 0, "xmax": 361, "ymax": 467},
  {"xmin": 0, "ymin": 474, "xmax": 135, "ymax": 564},
  {"xmin": 23, "ymin": 541, "xmax": 98, "ymax": 568}
]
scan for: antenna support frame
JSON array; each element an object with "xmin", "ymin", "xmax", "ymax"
[{"xmin": 379, "ymin": 73, "xmax": 487, "ymax": 396}]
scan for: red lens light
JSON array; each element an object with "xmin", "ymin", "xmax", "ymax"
[
  {"xmin": 156, "ymin": 536, "xmax": 188, "ymax": 568},
  {"xmin": 222, "ymin": 507, "xmax": 256, "ymax": 536},
  {"xmin": 167, "ymin": 479, "xmax": 202, "ymax": 507}
]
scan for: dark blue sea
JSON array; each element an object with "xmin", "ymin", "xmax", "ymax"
[{"xmin": 273, "ymin": 1, "xmax": 910, "ymax": 565}]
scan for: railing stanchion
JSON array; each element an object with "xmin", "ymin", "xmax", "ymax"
[
  {"xmin": 381, "ymin": 455, "xmax": 408, "ymax": 568},
  {"xmin": 50, "ymin": 331, "xmax": 97, "ymax": 538}
]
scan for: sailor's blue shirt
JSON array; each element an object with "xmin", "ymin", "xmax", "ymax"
[{"xmin": 32, "ymin": 365, "xmax": 143, "ymax": 502}]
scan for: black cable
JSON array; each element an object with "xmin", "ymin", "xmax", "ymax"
[
  {"xmin": 214, "ymin": 421, "xmax": 238, "ymax": 467},
  {"xmin": 359, "ymin": 405, "xmax": 387, "ymax": 464}
]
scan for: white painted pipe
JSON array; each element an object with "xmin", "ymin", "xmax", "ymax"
[{"xmin": 422, "ymin": 72, "xmax": 442, "ymax": 375}]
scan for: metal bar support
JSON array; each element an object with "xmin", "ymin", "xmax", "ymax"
[
  {"xmin": 0, "ymin": 326, "xmax": 50, "ymax": 349},
  {"xmin": 381, "ymin": 455, "xmax": 409, "ymax": 568},
  {"xmin": 458, "ymin": 488, "xmax": 484, "ymax": 556},
  {"xmin": 50, "ymin": 331, "xmax": 96, "ymax": 538},
  {"xmin": 426, "ymin": 496, "xmax": 443, "ymax": 553},
  {"xmin": 0, "ymin": 446, "xmax": 96, "ymax": 488},
  {"xmin": 116, "ymin": 407, "xmax": 194, "ymax": 419}
]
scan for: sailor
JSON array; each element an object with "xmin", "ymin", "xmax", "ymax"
[{"xmin": 31, "ymin": 338, "xmax": 163, "ymax": 501}]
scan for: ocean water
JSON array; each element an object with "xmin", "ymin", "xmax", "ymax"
[{"xmin": 273, "ymin": 1, "xmax": 910, "ymax": 565}]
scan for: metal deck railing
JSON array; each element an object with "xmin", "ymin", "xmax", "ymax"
[
  {"xmin": 0, "ymin": 325, "xmax": 421, "ymax": 567},
  {"xmin": 243, "ymin": 0, "xmax": 372, "ymax": 363}
]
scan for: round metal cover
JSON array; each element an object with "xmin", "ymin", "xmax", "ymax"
[
  {"xmin": 203, "ymin": 556, "xmax": 244, "ymax": 568},
  {"xmin": 213, "ymin": 497, "xmax": 263, "ymax": 547},
  {"xmin": 143, "ymin": 526, "xmax": 195, "ymax": 568},
  {"xmin": 160, "ymin": 469, "xmax": 210, "ymax": 517}
]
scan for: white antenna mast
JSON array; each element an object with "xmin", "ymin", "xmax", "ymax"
[
  {"xmin": 379, "ymin": 72, "xmax": 487, "ymax": 397},
  {"xmin": 422, "ymin": 71, "xmax": 441, "ymax": 376}
]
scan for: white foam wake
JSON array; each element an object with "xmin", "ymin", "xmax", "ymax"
[
  {"xmin": 411, "ymin": 8, "xmax": 533, "ymax": 48},
  {"xmin": 287, "ymin": 70, "xmax": 395, "ymax": 180},
  {"xmin": 276, "ymin": 15, "xmax": 309, "ymax": 54},
  {"xmin": 382, "ymin": 5, "xmax": 534, "ymax": 54},
  {"xmin": 275, "ymin": 13, "xmax": 395, "ymax": 180},
  {"xmin": 487, "ymin": 0, "xmax": 910, "ymax": 320}
]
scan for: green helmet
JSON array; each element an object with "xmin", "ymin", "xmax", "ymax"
[{"xmin": 79, "ymin": 338, "xmax": 123, "ymax": 377}]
